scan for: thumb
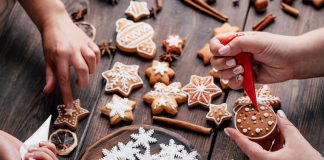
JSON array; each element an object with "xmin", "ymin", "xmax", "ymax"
[
  {"xmin": 43, "ymin": 64, "xmax": 56, "ymax": 94},
  {"xmin": 215, "ymin": 32, "xmax": 269, "ymax": 57},
  {"xmin": 224, "ymin": 128, "xmax": 268, "ymax": 159},
  {"xmin": 276, "ymin": 110, "xmax": 304, "ymax": 144}
]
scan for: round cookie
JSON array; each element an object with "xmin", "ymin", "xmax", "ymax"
[{"xmin": 234, "ymin": 104, "xmax": 277, "ymax": 142}]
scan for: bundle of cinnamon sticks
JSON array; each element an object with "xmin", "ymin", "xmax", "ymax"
[{"xmin": 182, "ymin": 0, "xmax": 228, "ymax": 22}]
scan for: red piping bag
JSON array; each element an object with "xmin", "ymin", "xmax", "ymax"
[{"xmin": 219, "ymin": 33, "xmax": 258, "ymax": 110}]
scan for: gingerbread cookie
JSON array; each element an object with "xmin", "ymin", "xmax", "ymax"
[
  {"xmin": 213, "ymin": 23, "xmax": 240, "ymax": 36},
  {"xmin": 162, "ymin": 34, "xmax": 186, "ymax": 54},
  {"xmin": 145, "ymin": 60, "xmax": 175, "ymax": 85},
  {"xmin": 206, "ymin": 103, "xmax": 232, "ymax": 126},
  {"xmin": 101, "ymin": 94, "xmax": 136, "ymax": 125},
  {"xmin": 197, "ymin": 43, "xmax": 213, "ymax": 65},
  {"xmin": 75, "ymin": 21, "xmax": 96, "ymax": 40},
  {"xmin": 54, "ymin": 99, "xmax": 90, "ymax": 131},
  {"xmin": 102, "ymin": 62, "xmax": 143, "ymax": 97},
  {"xmin": 115, "ymin": 18, "xmax": 156, "ymax": 59},
  {"xmin": 235, "ymin": 85, "xmax": 281, "ymax": 108},
  {"xmin": 125, "ymin": 1, "xmax": 150, "ymax": 21},
  {"xmin": 209, "ymin": 69, "xmax": 231, "ymax": 90},
  {"xmin": 234, "ymin": 104, "xmax": 277, "ymax": 141},
  {"xmin": 143, "ymin": 82, "xmax": 187, "ymax": 115},
  {"xmin": 182, "ymin": 75, "xmax": 222, "ymax": 108}
]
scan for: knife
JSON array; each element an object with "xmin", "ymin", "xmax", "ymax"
[{"xmin": 20, "ymin": 115, "xmax": 52, "ymax": 159}]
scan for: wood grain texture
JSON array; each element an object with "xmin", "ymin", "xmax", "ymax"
[
  {"xmin": 211, "ymin": 1, "xmax": 324, "ymax": 159},
  {"xmin": 0, "ymin": 0, "xmax": 16, "ymax": 37}
]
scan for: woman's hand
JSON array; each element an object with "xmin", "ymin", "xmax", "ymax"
[
  {"xmin": 224, "ymin": 110, "xmax": 323, "ymax": 160},
  {"xmin": 24, "ymin": 141, "xmax": 58, "ymax": 160}
]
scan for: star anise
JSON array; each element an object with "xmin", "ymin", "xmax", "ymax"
[
  {"xmin": 149, "ymin": 7, "xmax": 157, "ymax": 19},
  {"xmin": 71, "ymin": 7, "xmax": 87, "ymax": 22},
  {"xmin": 106, "ymin": 0, "xmax": 119, "ymax": 5},
  {"xmin": 159, "ymin": 53, "xmax": 178, "ymax": 64},
  {"xmin": 98, "ymin": 39, "xmax": 117, "ymax": 56}
]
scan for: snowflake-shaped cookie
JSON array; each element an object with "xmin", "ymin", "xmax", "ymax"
[
  {"xmin": 235, "ymin": 85, "xmax": 281, "ymax": 108},
  {"xmin": 145, "ymin": 60, "xmax": 175, "ymax": 85},
  {"xmin": 159, "ymin": 139, "xmax": 184, "ymax": 159},
  {"xmin": 101, "ymin": 146, "xmax": 119, "ymax": 160},
  {"xmin": 136, "ymin": 150, "xmax": 160, "ymax": 160},
  {"xmin": 101, "ymin": 141, "xmax": 140, "ymax": 160},
  {"xmin": 131, "ymin": 127, "xmax": 157, "ymax": 150},
  {"xmin": 176, "ymin": 150, "xmax": 198, "ymax": 160},
  {"xmin": 102, "ymin": 62, "xmax": 143, "ymax": 97},
  {"xmin": 163, "ymin": 34, "xmax": 186, "ymax": 54},
  {"xmin": 206, "ymin": 103, "xmax": 232, "ymax": 126},
  {"xmin": 183, "ymin": 75, "xmax": 222, "ymax": 108},
  {"xmin": 101, "ymin": 94, "xmax": 136, "ymax": 125},
  {"xmin": 143, "ymin": 82, "xmax": 187, "ymax": 115}
]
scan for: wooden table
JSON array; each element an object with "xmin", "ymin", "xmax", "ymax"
[{"xmin": 0, "ymin": 1, "xmax": 323, "ymax": 160}]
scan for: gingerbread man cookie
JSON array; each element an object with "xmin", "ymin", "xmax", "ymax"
[
  {"xmin": 209, "ymin": 69, "xmax": 230, "ymax": 90},
  {"xmin": 213, "ymin": 23, "xmax": 240, "ymax": 36},
  {"xmin": 182, "ymin": 75, "xmax": 222, "ymax": 108},
  {"xmin": 54, "ymin": 99, "xmax": 90, "ymax": 131},
  {"xmin": 102, "ymin": 62, "xmax": 143, "ymax": 97},
  {"xmin": 101, "ymin": 94, "xmax": 136, "ymax": 125},
  {"xmin": 143, "ymin": 82, "xmax": 187, "ymax": 115},
  {"xmin": 145, "ymin": 60, "xmax": 175, "ymax": 85},
  {"xmin": 206, "ymin": 103, "xmax": 232, "ymax": 126},
  {"xmin": 197, "ymin": 43, "xmax": 213, "ymax": 65},
  {"xmin": 115, "ymin": 18, "xmax": 156, "ymax": 59},
  {"xmin": 162, "ymin": 34, "xmax": 186, "ymax": 54},
  {"xmin": 234, "ymin": 104, "xmax": 277, "ymax": 141},
  {"xmin": 235, "ymin": 85, "xmax": 281, "ymax": 108},
  {"xmin": 125, "ymin": 1, "xmax": 150, "ymax": 21}
]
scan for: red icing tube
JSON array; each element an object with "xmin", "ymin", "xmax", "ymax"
[{"xmin": 220, "ymin": 34, "xmax": 258, "ymax": 110}]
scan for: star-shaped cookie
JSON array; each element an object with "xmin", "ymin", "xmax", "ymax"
[
  {"xmin": 183, "ymin": 75, "xmax": 222, "ymax": 108},
  {"xmin": 101, "ymin": 94, "xmax": 136, "ymax": 125},
  {"xmin": 143, "ymin": 82, "xmax": 187, "ymax": 115},
  {"xmin": 54, "ymin": 99, "xmax": 90, "ymax": 131},
  {"xmin": 102, "ymin": 62, "xmax": 143, "ymax": 97},
  {"xmin": 206, "ymin": 103, "xmax": 232, "ymax": 126},
  {"xmin": 213, "ymin": 23, "xmax": 240, "ymax": 35},
  {"xmin": 145, "ymin": 60, "xmax": 175, "ymax": 85},
  {"xmin": 197, "ymin": 43, "xmax": 213, "ymax": 65},
  {"xmin": 125, "ymin": 1, "xmax": 150, "ymax": 21},
  {"xmin": 162, "ymin": 34, "xmax": 186, "ymax": 54},
  {"xmin": 235, "ymin": 85, "xmax": 281, "ymax": 108}
]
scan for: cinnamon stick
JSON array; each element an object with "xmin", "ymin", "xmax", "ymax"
[
  {"xmin": 191, "ymin": 0, "xmax": 228, "ymax": 21},
  {"xmin": 281, "ymin": 3, "xmax": 299, "ymax": 17},
  {"xmin": 183, "ymin": 0, "xmax": 228, "ymax": 22},
  {"xmin": 152, "ymin": 116, "xmax": 212, "ymax": 135},
  {"xmin": 252, "ymin": 13, "xmax": 276, "ymax": 31}
]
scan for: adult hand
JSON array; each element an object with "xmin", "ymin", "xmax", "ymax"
[
  {"xmin": 24, "ymin": 141, "xmax": 58, "ymax": 160},
  {"xmin": 224, "ymin": 110, "xmax": 323, "ymax": 160}
]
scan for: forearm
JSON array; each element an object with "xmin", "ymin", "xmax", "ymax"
[
  {"xmin": 0, "ymin": 134, "xmax": 21, "ymax": 160},
  {"xmin": 18, "ymin": 0, "xmax": 71, "ymax": 33},
  {"xmin": 293, "ymin": 28, "xmax": 324, "ymax": 79}
]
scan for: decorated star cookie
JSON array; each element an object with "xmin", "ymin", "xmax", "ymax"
[
  {"xmin": 102, "ymin": 62, "xmax": 143, "ymax": 97},
  {"xmin": 162, "ymin": 34, "xmax": 186, "ymax": 54},
  {"xmin": 115, "ymin": 18, "xmax": 156, "ymax": 59},
  {"xmin": 213, "ymin": 23, "xmax": 240, "ymax": 35},
  {"xmin": 197, "ymin": 43, "xmax": 213, "ymax": 65},
  {"xmin": 209, "ymin": 69, "xmax": 230, "ymax": 90},
  {"xmin": 101, "ymin": 94, "xmax": 136, "ymax": 125},
  {"xmin": 143, "ymin": 82, "xmax": 187, "ymax": 115},
  {"xmin": 125, "ymin": 1, "xmax": 150, "ymax": 21},
  {"xmin": 206, "ymin": 103, "xmax": 232, "ymax": 126},
  {"xmin": 234, "ymin": 104, "xmax": 277, "ymax": 141},
  {"xmin": 54, "ymin": 99, "xmax": 90, "ymax": 131},
  {"xmin": 183, "ymin": 75, "xmax": 222, "ymax": 108},
  {"xmin": 235, "ymin": 85, "xmax": 281, "ymax": 108},
  {"xmin": 145, "ymin": 60, "xmax": 175, "ymax": 85}
]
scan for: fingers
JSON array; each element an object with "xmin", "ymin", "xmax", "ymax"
[
  {"xmin": 81, "ymin": 46, "xmax": 96, "ymax": 74},
  {"xmin": 56, "ymin": 60, "xmax": 74, "ymax": 107},
  {"xmin": 271, "ymin": 131, "xmax": 285, "ymax": 151},
  {"xmin": 88, "ymin": 42, "xmax": 101, "ymax": 65},
  {"xmin": 276, "ymin": 110, "xmax": 302, "ymax": 144},
  {"xmin": 71, "ymin": 53, "xmax": 90, "ymax": 88},
  {"xmin": 25, "ymin": 148, "xmax": 55, "ymax": 160},
  {"xmin": 39, "ymin": 141, "xmax": 57, "ymax": 154},
  {"xmin": 215, "ymin": 65, "xmax": 244, "ymax": 80},
  {"xmin": 210, "ymin": 57, "xmax": 237, "ymax": 70},
  {"xmin": 43, "ymin": 64, "xmax": 56, "ymax": 94},
  {"xmin": 224, "ymin": 128, "xmax": 269, "ymax": 159}
]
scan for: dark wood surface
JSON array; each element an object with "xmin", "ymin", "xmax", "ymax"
[{"xmin": 0, "ymin": 1, "xmax": 323, "ymax": 160}]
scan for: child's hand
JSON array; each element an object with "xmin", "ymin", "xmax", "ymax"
[
  {"xmin": 41, "ymin": 15, "xmax": 100, "ymax": 107},
  {"xmin": 209, "ymin": 32, "xmax": 300, "ymax": 89},
  {"xmin": 24, "ymin": 141, "xmax": 57, "ymax": 160},
  {"xmin": 224, "ymin": 110, "xmax": 323, "ymax": 160}
]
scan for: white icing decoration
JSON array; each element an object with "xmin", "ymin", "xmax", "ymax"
[
  {"xmin": 125, "ymin": 1, "xmax": 150, "ymax": 20},
  {"xmin": 268, "ymin": 121, "xmax": 273, "ymax": 126},
  {"xmin": 243, "ymin": 129, "xmax": 248, "ymax": 133},
  {"xmin": 255, "ymin": 128, "xmax": 261, "ymax": 133},
  {"xmin": 251, "ymin": 116, "xmax": 257, "ymax": 121},
  {"xmin": 196, "ymin": 85, "xmax": 205, "ymax": 93},
  {"xmin": 159, "ymin": 139, "xmax": 184, "ymax": 159},
  {"xmin": 260, "ymin": 106, "xmax": 265, "ymax": 111},
  {"xmin": 166, "ymin": 35, "xmax": 182, "ymax": 47},
  {"xmin": 237, "ymin": 119, "xmax": 242, "ymax": 123},
  {"xmin": 106, "ymin": 97, "xmax": 130, "ymax": 118},
  {"xmin": 131, "ymin": 127, "xmax": 157, "ymax": 149},
  {"xmin": 153, "ymin": 62, "xmax": 168, "ymax": 75},
  {"xmin": 178, "ymin": 150, "xmax": 198, "ymax": 160},
  {"xmin": 264, "ymin": 113, "xmax": 269, "ymax": 118},
  {"xmin": 64, "ymin": 108, "xmax": 75, "ymax": 116},
  {"xmin": 156, "ymin": 98, "xmax": 167, "ymax": 107},
  {"xmin": 245, "ymin": 108, "xmax": 250, "ymax": 112}
]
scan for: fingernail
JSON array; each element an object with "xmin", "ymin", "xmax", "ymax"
[
  {"xmin": 28, "ymin": 147, "xmax": 37, "ymax": 152},
  {"xmin": 224, "ymin": 128, "xmax": 230, "ymax": 136},
  {"xmin": 226, "ymin": 59, "xmax": 236, "ymax": 67},
  {"xmin": 212, "ymin": 68, "xmax": 218, "ymax": 73},
  {"xmin": 277, "ymin": 110, "xmax": 287, "ymax": 118},
  {"xmin": 236, "ymin": 75, "xmax": 243, "ymax": 82},
  {"xmin": 219, "ymin": 45, "xmax": 230, "ymax": 55},
  {"xmin": 233, "ymin": 65, "xmax": 244, "ymax": 75},
  {"xmin": 39, "ymin": 141, "xmax": 45, "ymax": 146}
]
